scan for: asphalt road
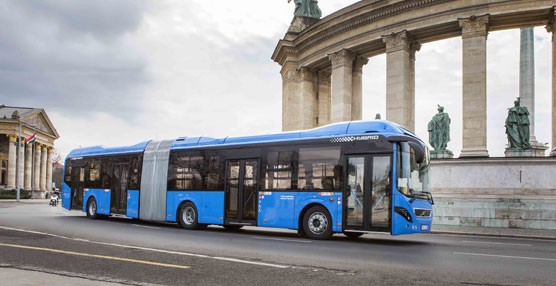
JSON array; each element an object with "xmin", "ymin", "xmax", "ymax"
[{"xmin": 0, "ymin": 200, "xmax": 555, "ymax": 285}]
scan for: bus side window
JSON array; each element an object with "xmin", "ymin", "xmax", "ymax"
[
  {"xmin": 264, "ymin": 151, "xmax": 294, "ymax": 190},
  {"xmin": 101, "ymin": 158, "xmax": 111, "ymax": 189},
  {"xmin": 64, "ymin": 160, "xmax": 72, "ymax": 184},
  {"xmin": 298, "ymin": 146, "xmax": 341, "ymax": 191}
]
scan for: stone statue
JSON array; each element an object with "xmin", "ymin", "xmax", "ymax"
[
  {"xmin": 428, "ymin": 105, "xmax": 453, "ymax": 158},
  {"xmin": 289, "ymin": 0, "xmax": 322, "ymax": 19},
  {"xmin": 505, "ymin": 97, "xmax": 531, "ymax": 150}
]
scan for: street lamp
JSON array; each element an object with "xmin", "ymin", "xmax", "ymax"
[{"xmin": 14, "ymin": 112, "xmax": 21, "ymax": 202}]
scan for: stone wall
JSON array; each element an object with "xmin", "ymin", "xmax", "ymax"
[{"xmin": 430, "ymin": 158, "xmax": 556, "ymax": 230}]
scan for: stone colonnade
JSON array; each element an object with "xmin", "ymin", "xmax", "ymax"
[
  {"xmin": 6, "ymin": 134, "xmax": 54, "ymax": 196},
  {"xmin": 550, "ymin": 9, "xmax": 556, "ymax": 156},
  {"xmin": 281, "ymin": 10, "xmax": 556, "ymax": 157}
]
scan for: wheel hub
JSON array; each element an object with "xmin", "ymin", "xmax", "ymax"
[{"xmin": 308, "ymin": 212, "xmax": 328, "ymax": 234}]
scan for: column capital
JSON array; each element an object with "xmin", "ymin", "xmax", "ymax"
[
  {"xmin": 280, "ymin": 65, "xmax": 300, "ymax": 81},
  {"xmin": 299, "ymin": 67, "xmax": 316, "ymax": 81},
  {"xmin": 328, "ymin": 49, "xmax": 355, "ymax": 69},
  {"xmin": 353, "ymin": 56, "xmax": 369, "ymax": 73},
  {"xmin": 7, "ymin": 134, "xmax": 17, "ymax": 142},
  {"xmin": 546, "ymin": 8, "xmax": 555, "ymax": 35},
  {"xmin": 382, "ymin": 30, "xmax": 411, "ymax": 53},
  {"xmin": 458, "ymin": 15, "xmax": 489, "ymax": 39},
  {"xmin": 41, "ymin": 145, "xmax": 48, "ymax": 151}
]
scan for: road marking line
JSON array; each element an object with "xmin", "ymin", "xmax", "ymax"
[
  {"xmin": 0, "ymin": 242, "xmax": 190, "ymax": 269},
  {"xmin": 252, "ymin": 236, "xmax": 311, "ymax": 243},
  {"xmin": 461, "ymin": 240, "xmax": 532, "ymax": 247},
  {"xmin": 453, "ymin": 252, "xmax": 556, "ymax": 261},
  {"xmin": 132, "ymin": 224, "xmax": 161, "ymax": 230},
  {"xmin": 0, "ymin": 226, "xmax": 290, "ymax": 269}
]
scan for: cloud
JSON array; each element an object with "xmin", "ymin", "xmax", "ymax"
[{"xmin": 0, "ymin": 0, "xmax": 150, "ymax": 119}]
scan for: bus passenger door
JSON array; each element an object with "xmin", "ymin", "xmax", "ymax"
[
  {"xmin": 111, "ymin": 163, "xmax": 129, "ymax": 215},
  {"xmin": 225, "ymin": 159, "xmax": 258, "ymax": 225},
  {"xmin": 345, "ymin": 155, "xmax": 391, "ymax": 231},
  {"xmin": 71, "ymin": 166, "xmax": 85, "ymax": 210}
]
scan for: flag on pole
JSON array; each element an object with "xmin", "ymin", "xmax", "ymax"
[{"xmin": 25, "ymin": 134, "xmax": 36, "ymax": 145}]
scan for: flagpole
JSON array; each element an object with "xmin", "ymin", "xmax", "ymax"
[{"xmin": 16, "ymin": 117, "xmax": 21, "ymax": 202}]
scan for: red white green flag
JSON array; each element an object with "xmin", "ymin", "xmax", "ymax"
[{"xmin": 25, "ymin": 134, "xmax": 36, "ymax": 145}]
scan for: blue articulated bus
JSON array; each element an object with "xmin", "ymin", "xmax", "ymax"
[{"xmin": 62, "ymin": 120, "xmax": 433, "ymax": 239}]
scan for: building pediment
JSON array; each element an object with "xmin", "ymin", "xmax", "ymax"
[{"xmin": 22, "ymin": 110, "xmax": 60, "ymax": 139}]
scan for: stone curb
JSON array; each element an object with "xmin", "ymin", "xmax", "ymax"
[{"xmin": 431, "ymin": 230, "xmax": 556, "ymax": 240}]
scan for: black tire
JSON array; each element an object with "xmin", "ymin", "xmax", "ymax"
[
  {"xmin": 178, "ymin": 202, "xmax": 201, "ymax": 230},
  {"xmin": 86, "ymin": 198, "xmax": 99, "ymax": 219},
  {"xmin": 224, "ymin": 225, "xmax": 243, "ymax": 231},
  {"xmin": 344, "ymin": 232, "xmax": 364, "ymax": 239},
  {"xmin": 303, "ymin": 205, "xmax": 333, "ymax": 240},
  {"xmin": 297, "ymin": 227, "xmax": 307, "ymax": 238}
]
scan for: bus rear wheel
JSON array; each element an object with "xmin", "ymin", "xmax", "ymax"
[
  {"xmin": 86, "ymin": 198, "xmax": 99, "ymax": 219},
  {"xmin": 303, "ymin": 206, "xmax": 333, "ymax": 240},
  {"xmin": 178, "ymin": 202, "xmax": 201, "ymax": 230}
]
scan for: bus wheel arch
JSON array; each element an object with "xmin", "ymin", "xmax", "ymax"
[
  {"xmin": 177, "ymin": 200, "xmax": 202, "ymax": 230},
  {"xmin": 299, "ymin": 203, "xmax": 333, "ymax": 240}
]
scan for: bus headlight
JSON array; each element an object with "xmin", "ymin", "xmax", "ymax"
[{"xmin": 394, "ymin": 206, "xmax": 413, "ymax": 223}]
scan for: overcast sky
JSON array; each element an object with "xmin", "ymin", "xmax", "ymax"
[{"xmin": 0, "ymin": 0, "xmax": 552, "ymax": 158}]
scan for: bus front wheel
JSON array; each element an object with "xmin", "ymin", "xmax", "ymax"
[
  {"xmin": 178, "ymin": 202, "xmax": 201, "ymax": 230},
  {"xmin": 86, "ymin": 198, "xmax": 99, "ymax": 219},
  {"xmin": 303, "ymin": 206, "xmax": 333, "ymax": 240}
]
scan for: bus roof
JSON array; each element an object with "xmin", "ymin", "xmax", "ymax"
[{"xmin": 67, "ymin": 120, "xmax": 415, "ymax": 158}]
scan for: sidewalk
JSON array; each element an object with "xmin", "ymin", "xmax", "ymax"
[
  {"xmin": 432, "ymin": 224, "xmax": 556, "ymax": 240},
  {"xmin": 0, "ymin": 266, "xmax": 125, "ymax": 286}
]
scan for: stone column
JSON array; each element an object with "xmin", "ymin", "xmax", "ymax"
[
  {"xmin": 281, "ymin": 63, "xmax": 300, "ymax": 131},
  {"xmin": 40, "ymin": 145, "xmax": 47, "ymax": 192},
  {"xmin": 329, "ymin": 49, "xmax": 355, "ymax": 123},
  {"xmin": 18, "ymin": 138, "xmax": 24, "ymax": 189},
  {"xmin": 299, "ymin": 67, "xmax": 317, "ymax": 129},
  {"xmin": 382, "ymin": 30, "xmax": 415, "ymax": 132},
  {"xmin": 7, "ymin": 135, "xmax": 17, "ymax": 190},
  {"xmin": 46, "ymin": 147, "xmax": 53, "ymax": 192},
  {"xmin": 24, "ymin": 142, "xmax": 32, "ymax": 190},
  {"xmin": 520, "ymin": 28, "xmax": 547, "ymax": 156},
  {"xmin": 352, "ymin": 56, "xmax": 369, "ymax": 121},
  {"xmin": 548, "ymin": 10, "xmax": 556, "ymax": 156},
  {"xmin": 459, "ymin": 15, "xmax": 490, "ymax": 157},
  {"xmin": 409, "ymin": 42, "xmax": 421, "ymax": 131},
  {"xmin": 34, "ymin": 143, "xmax": 41, "ymax": 192},
  {"xmin": 317, "ymin": 71, "xmax": 331, "ymax": 126}
]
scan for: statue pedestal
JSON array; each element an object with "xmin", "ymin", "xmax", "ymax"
[
  {"xmin": 288, "ymin": 16, "xmax": 319, "ymax": 33},
  {"xmin": 505, "ymin": 149, "xmax": 533, "ymax": 157},
  {"xmin": 529, "ymin": 138, "xmax": 548, "ymax": 157},
  {"xmin": 505, "ymin": 141, "xmax": 548, "ymax": 158},
  {"xmin": 431, "ymin": 150, "xmax": 453, "ymax": 159}
]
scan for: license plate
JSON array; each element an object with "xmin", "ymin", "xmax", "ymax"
[{"xmin": 421, "ymin": 225, "xmax": 429, "ymax": 231}]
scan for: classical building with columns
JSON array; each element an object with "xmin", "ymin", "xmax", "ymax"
[
  {"xmin": 0, "ymin": 105, "xmax": 60, "ymax": 198},
  {"xmin": 273, "ymin": 0, "xmax": 556, "ymax": 231},
  {"xmin": 273, "ymin": 0, "xmax": 556, "ymax": 158}
]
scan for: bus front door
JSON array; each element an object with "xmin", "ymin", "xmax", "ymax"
[
  {"xmin": 345, "ymin": 155, "xmax": 392, "ymax": 232},
  {"xmin": 110, "ymin": 163, "xmax": 129, "ymax": 215},
  {"xmin": 225, "ymin": 159, "xmax": 259, "ymax": 225},
  {"xmin": 71, "ymin": 166, "xmax": 85, "ymax": 210}
]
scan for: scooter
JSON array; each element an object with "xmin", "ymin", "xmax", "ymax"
[{"xmin": 50, "ymin": 194, "xmax": 58, "ymax": 206}]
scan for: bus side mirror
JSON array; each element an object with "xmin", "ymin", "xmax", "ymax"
[{"xmin": 408, "ymin": 141, "xmax": 424, "ymax": 164}]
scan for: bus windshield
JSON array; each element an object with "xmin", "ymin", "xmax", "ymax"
[{"xmin": 397, "ymin": 142, "xmax": 430, "ymax": 198}]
